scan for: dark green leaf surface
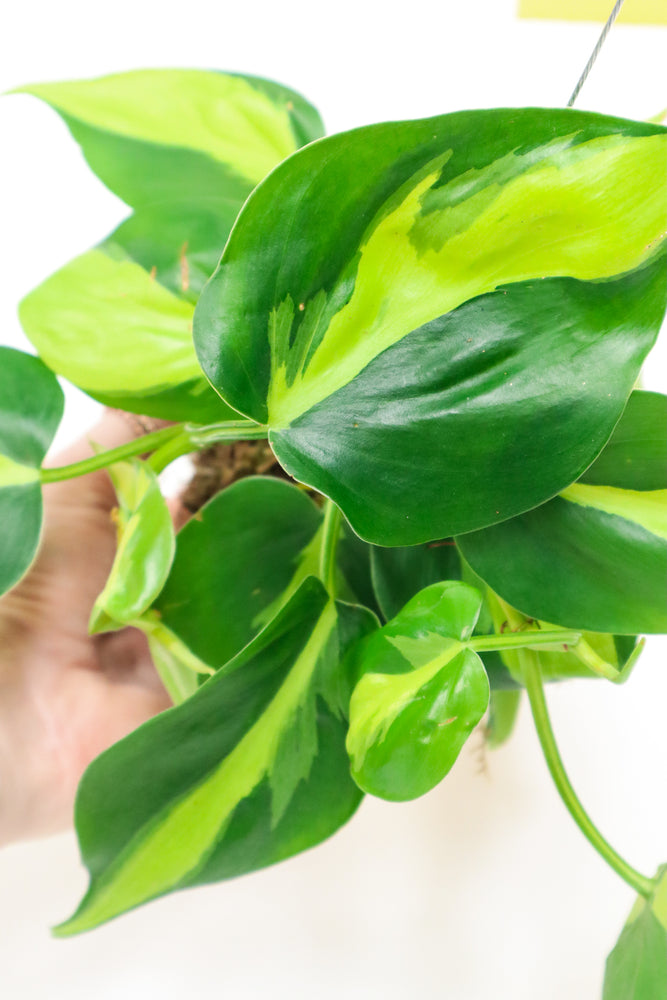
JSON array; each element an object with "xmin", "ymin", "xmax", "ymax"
[
  {"xmin": 0, "ymin": 347, "xmax": 64, "ymax": 595},
  {"xmin": 603, "ymin": 866, "xmax": 667, "ymax": 1000},
  {"xmin": 17, "ymin": 69, "xmax": 323, "ymax": 420},
  {"xmin": 371, "ymin": 540, "xmax": 461, "ymax": 620},
  {"xmin": 347, "ymin": 582, "xmax": 489, "ymax": 800},
  {"xmin": 457, "ymin": 391, "xmax": 667, "ymax": 634},
  {"xmin": 56, "ymin": 578, "xmax": 371, "ymax": 935},
  {"xmin": 195, "ymin": 108, "xmax": 667, "ymax": 543},
  {"xmin": 154, "ymin": 477, "xmax": 322, "ymax": 667}
]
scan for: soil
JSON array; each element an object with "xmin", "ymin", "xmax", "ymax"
[{"xmin": 181, "ymin": 439, "xmax": 294, "ymax": 514}]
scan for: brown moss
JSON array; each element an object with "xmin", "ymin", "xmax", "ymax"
[{"xmin": 181, "ymin": 439, "xmax": 294, "ymax": 514}]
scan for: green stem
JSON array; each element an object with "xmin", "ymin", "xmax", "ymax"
[
  {"xmin": 319, "ymin": 499, "xmax": 342, "ymax": 597},
  {"xmin": 147, "ymin": 432, "xmax": 194, "ymax": 475},
  {"xmin": 40, "ymin": 424, "xmax": 185, "ymax": 483},
  {"xmin": 469, "ymin": 630, "xmax": 582, "ymax": 654},
  {"xmin": 522, "ymin": 648, "xmax": 655, "ymax": 899},
  {"xmin": 39, "ymin": 418, "xmax": 268, "ymax": 483},
  {"xmin": 186, "ymin": 420, "xmax": 268, "ymax": 447}
]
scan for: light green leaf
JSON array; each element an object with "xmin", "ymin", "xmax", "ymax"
[
  {"xmin": 17, "ymin": 69, "xmax": 323, "ymax": 420},
  {"xmin": 0, "ymin": 347, "xmax": 64, "ymax": 596},
  {"xmin": 15, "ymin": 69, "xmax": 324, "ymax": 207},
  {"xmin": 195, "ymin": 108, "xmax": 667, "ymax": 544},
  {"xmin": 89, "ymin": 459, "xmax": 175, "ymax": 632}
]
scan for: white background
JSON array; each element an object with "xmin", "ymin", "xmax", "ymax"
[{"xmin": 1, "ymin": 1, "xmax": 666, "ymax": 997}]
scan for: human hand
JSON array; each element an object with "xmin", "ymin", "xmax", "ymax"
[{"xmin": 0, "ymin": 411, "xmax": 173, "ymax": 845}]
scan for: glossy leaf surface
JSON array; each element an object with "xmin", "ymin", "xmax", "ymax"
[
  {"xmin": 603, "ymin": 866, "xmax": 667, "ymax": 999},
  {"xmin": 154, "ymin": 477, "xmax": 323, "ymax": 668},
  {"xmin": 195, "ymin": 109, "xmax": 667, "ymax": 543},
  {"xmin": 56, "ymin": 579, "xmax": 371, "ymax": 935},
  {"xmin": 457, "ymin": 392, "xmax": 667, "ymax": 634},
  {"xmin": 89, "ymin": 460, "xmax": 175, "ymax": 633},
  {"xmin": 0, "ymin": 347, "xmax": 64, "ymax": 595},
  {"xmin": 347, "ymin": 582, "xmax": 489, "ymax": 800},
  {"xmin": 18, "ymin": 70, "xmax": 323, "ymax": 419}
]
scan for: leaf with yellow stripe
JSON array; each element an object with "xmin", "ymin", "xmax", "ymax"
[
  {"xmin": 457, "ymin": 392, "xmax": 667, "ymax": 634},
  {"xmin": 195, "ymin": 108, "xmax": 667, "ymax": 543},
  {"xmin": 16, "ymin": 70, "xmax": 323, "ymax": 419},
  {"xmin": 89, "ymin": 459, "xmax": 175, "ymax": 635},
  {"xmin": 0, "ymin": 347, "xmax": 63, "ymax": 597},
  {"xmin": 55, "ymin": 578, "xmax": 374, "ymax": 935},
  {"xmin": 346, "ymin": 582, "xmax": 489, "ymax": 801}
]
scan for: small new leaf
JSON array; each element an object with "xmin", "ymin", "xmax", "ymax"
[{"xmin": 347, "ymin": 582, "xmax": 490, "ymax": 801}]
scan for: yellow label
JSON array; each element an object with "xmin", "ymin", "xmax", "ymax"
[{"xmin": 518, "ymin": 0, "xmax": 667, "ymax": 23}]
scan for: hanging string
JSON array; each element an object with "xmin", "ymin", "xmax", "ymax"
[{"xmin": 567, "ymin": 0, "xmax": 626, "ymax": 107}]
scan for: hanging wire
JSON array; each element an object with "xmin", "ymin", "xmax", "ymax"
[{"xmin": 567, "ymin": 0, "xmax": 626, "ymax": 107}]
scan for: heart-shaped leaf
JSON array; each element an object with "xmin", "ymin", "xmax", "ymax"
[
  {"xmin": 0, "ymin": 347, "xmax": 64, "ymax": 596},
  {"xmin": 457, "ymin": 391, "xmax": 667, "ymax": 634},
  {"xmin": 346, "ymin": 581, "xmax": 489, "ymax": 801},
  {"xmin": 194, "ymin": 109, "xmax": 667, "ymax": 543},
  {"xmin": 55, "ymin": 578, "xmax": 373, "ymax": 935},
  {"xmin": 17, "ymin": 70, "xmax": 324, "ymax": 419}
]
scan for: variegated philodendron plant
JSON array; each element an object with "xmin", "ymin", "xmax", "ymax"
[{"xmin": 2, "ymin": 69, "xmax": 666, "ymax": 997}]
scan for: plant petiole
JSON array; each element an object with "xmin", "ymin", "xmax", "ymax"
[
  {"xmin": 185, "ymin": 420, "xmax": 268, "ymax": 448},
  {"xmin": 469, "ymin": 630, "xmax": 582, "ymax": 654},
  {"xmin": 319, "ymin": 499, "xmax": 342, "ymax": 597},
  {"xmin": 39, "ymin": 418, "xmax": 269, "ymax": 482},
  {"xmin": 39, "ymin": 424, "xmax": 185, "ymax": 483},
  {"xmin": 522, "ymin": 648, "xmax": 655, "ymax": 899}
]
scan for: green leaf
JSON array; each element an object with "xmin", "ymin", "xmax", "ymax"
[
  {"xmin": 89, "ymin": 459, "xmax": 175, "ymax": 633},
  {"xmin": 194, "ymin": 108, "xmax": 667, "ymax": 544},
  {"xmin": 138, "ymin": 614, "xmax": 210, "ymax": 705},
  {"xmin": 603, "ymin": 866, "xmax": 667, "ymax": 1000},
  {"xmin": 346, "ymin": 581, "xmax": 489, "ymax": 801},
  {"xmin": 19, "ymin": 247, "xmax": 232, "ymax": 422},
  {"xmin": 337, "ymin": 521, "xmax": 383, "ymax": 619},
  {"xmin": 0, "ymin": 347, "xmax": 64, "ymax": 596},
  {"xmin": 457, "ymin": 391, "xmax": 667, "ymax": 634},
  {"xmin": 55, "ymin": 578, "xmax": 372, "ymax": 935},
  {"xmin": 154, "ymin": 477, "xmax": 323, "ymax": 667},
  {"xmin": 15, "ymin": 69, "xmax": 324, "ymax": 209},
  {"xmin": 17, "ymin": 69, "xmax": 323, "ymax": 420},
  {"xmin": 371, "ymin": 540, "xmax": 461, "ymax": 620},
  {"xmin": 485, "ymin": 689, "xmax": 522, "ymax": 749}
]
